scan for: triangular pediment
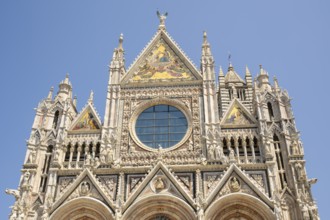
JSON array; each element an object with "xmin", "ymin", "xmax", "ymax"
[
  {"xmin": 50, "ymin": 169, "xmax": 115, "ymax": 215},
  {"xmin": 204, "ymin": 164, "xmax": 273, "ymax": 210},
  {"xmin": 122, "ymin": 161, "xmax": 195, "ymax": 213},
  {"xmin": 69, "ymin": 103, "xmax": 101, "ymax": 133},
  {"xmin": 121, "ymin": 30, "xmax": 202, "ymax": 86},
  {"xmin": 221, "ymin": 99, "xmax": 257, "ymax": 128}
]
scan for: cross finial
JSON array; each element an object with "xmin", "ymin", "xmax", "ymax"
[
  {"xmin": 228, "ymin": 51, "xmax": 232, "ymax": 66},
  {"xmin": 157, "ymin": 11, "xmax": 168, "ymax": 30}
]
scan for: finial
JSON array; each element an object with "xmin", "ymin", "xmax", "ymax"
[
  {"xmin": 47, "ymin": 86, "xmax": 54, "ymax": 100},
  {"xmin": 157, "ymin": 11, "xmax": 168, "ymax": 30},
  {"xmin": 118, "ymin": 33, "xmax": 123, "ymax": 49},
  {"xmin": 73, "ymin": 95, "xmax": 77, "ymax": 107},
  {"xmin": 228, "ymin": 52, "xmax": 232, "ymax": 66},
  {"xmin": 273, "ymin": 76, "xmax": 279, "ymax": 89},
  {"xmin": 63, "ymin": 73, "xmax": 70, "ymax": 84},
  {"xmin": 203, "ymin": 31, "xmax": 208, "ymax": 44},
  {"xmin": 88, "ymin": 90, "xmax": 94, "ymax": 103},
  {"xmin": 259, "ymin": 65, "xmax": 266, "ymax": 75}
]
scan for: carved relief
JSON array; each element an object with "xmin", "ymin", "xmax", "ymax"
[
  {"xmin": 56, "ymin": 176, "xmax": 75, "ymax": 199},
  {"xmin": 126, "ymin": 174, "xmax": 145, "ymax": 197},
  {"xmin": 151, "ymin": 176, "xmax": 169, "ymax": 193},
  {"xmin": 176, "ymin": 173, "xmax": 193, "ymax": 196},
  {"xmin": 97, "ymin": 175, "xmax": 118, "ymax": 200},
  {"xmin": 203, "ymin": 172, "xmax": 222, "ymax": 197},
  {"xmin": 66, "ymin": 178, "xmax": 105, "ymax": 203}
]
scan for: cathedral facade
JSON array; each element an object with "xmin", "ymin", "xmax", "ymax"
[{"xmin": 6, "ymin": 15, "xmax": 319, "ymax": 220}]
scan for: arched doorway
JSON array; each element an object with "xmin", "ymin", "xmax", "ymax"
[
  {"xmin": 205, "ymin": 193, "xmax": 275, "ymax": 220},
  {"xmin": 123, "ymin": 195, "xmax": 196, "ymax": 220},
  {"xmin": 50, "ymin": 197, "xmax": 114, "ymax": 220}
]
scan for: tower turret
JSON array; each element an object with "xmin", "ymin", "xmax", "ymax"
[
  {"xmin": 56, "ymin": 74, "xmax": 72, "ymax": 101},
  {"xmin": 256, "ymin": 65, "xmax": 271, "ymax": 91}
]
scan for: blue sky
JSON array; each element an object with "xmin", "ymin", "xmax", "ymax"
[{"xmin": 0, "ymin": 0, "xmax": 329, "ymax": 219}]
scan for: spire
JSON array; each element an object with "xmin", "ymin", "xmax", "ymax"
[
  {"xmin": 219, "ymin": 66, "xmax": 224, "ymax": 77},
  {"xmin": 202, "ymin": 31, "xmax": 212, "ymax": 57},
  {"xmin": 157, "ymin": 11, "xmax": 168, "ymax": 31},
  {"xmin": 109, "ymin": 33, "xmax": 126, "ymax": 84},
  {"xmin": 245, "ymin": 65, "xmax": 252, "ymax": 86},
  {"xmin": 112, "ymin": 33, "xmax": 125, "ymax": 61},
  {"xmin": 88, "ymin": 90, "xmax": 94, "ymax": 103},
  {"xmin": 201, "ymin": 31, "xmax": 215, "ymax": 80},
  {"xmin": 273, "ymin": 76, "xmax": 280, "ymax": 91},
  {"xmin": 219, "ymin": 66, "xmax": 225, "ymax": 86},
  {"xmin": 47, "ymin": 86, "xmax": 54, "ymax": 100}
]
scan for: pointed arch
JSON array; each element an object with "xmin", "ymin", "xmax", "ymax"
[
  {"xmin": 50, "ymin": 197, "xmax": 114, "ymax": 220},
  {"xmin": 122, "ymin": 195, "xmax": 196, "ymax": 220},
  {"xmin": 273, "ymin": 134, "xmax": 287, "ymax": 188},
  {"xmin": 205, "ymin": 193, "xmax": 275, "ymax": 220},
  {"xmin": 53, "ymin": 110, "xmax": 60, "ymax": 129},
  {"xmin": 267, "ymin": 102, "xmax": 274, "ymax": 120}
]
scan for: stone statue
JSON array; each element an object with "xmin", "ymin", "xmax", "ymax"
[
  {"xmin": 229, "ymin": 149, "xmax": 236, "ymax": 163},
  {"xmin": 22, "ymin": 171, "xmax": 30, "ymax": 186},
  {"xmin": 93, "ymin": 157, "xmax": 100, "ymax": 168},
  {"xmin": 291, "ymin": 140, "xmax": 300, "ymax": 155},
  {"xmin": 157, "ymin": 11, "xmax": 168, "ymax": 27},
  {"xmin": 208, "ymin": 144, "xmax": 215, "ymax": 160},
  {"xmin": 229, "ymin": 177, "xmax": 240, "ymax": 192},
  {"xmin": 100, "ymin": 154, "xmax": 106, "ymax": 164},
  {"xmin": 107, "ymin": 147, "xmax": 115, "ymax": 163},
  {"xmin": 80, "ymin": 182, "xmax": 90, "ymax": 195},
  {"xmin": 214, "ymin": 144, "xmax": 221, "ymax": 159},
  {"xmin": 85, "ymin": 154, "xmax": 91, "ymax": 166},
  {"xmin": 28, "ymin": 150, "xmax": 36, "ymax": 164}
]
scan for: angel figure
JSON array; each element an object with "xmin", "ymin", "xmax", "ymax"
[{"xmin": 157, "ymin": 11, "xmax": 168, "ymax": 27}]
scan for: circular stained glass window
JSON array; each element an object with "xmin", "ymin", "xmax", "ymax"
[{"xmin": 135, "ymin": 105, "xmax": 188, "ymax": 149}]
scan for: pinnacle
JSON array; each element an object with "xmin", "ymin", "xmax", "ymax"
[
  {"xmin": 245, "ymin": 65, "xmax": 251, "ymax": 76},
  {"xmin": 219, "ymin": 66, "xmax": 224, "ymax": 76}
]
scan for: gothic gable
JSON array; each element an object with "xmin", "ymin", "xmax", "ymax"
[
  {"xmin": 122, "ymin": 161, "xmax": 195, "ymax": 213},
  {"xmin": 69, "ymin": 103, "xmax": 101, "ymax": 133},
  {"xmin": 121, "ymin": 30, "xmax": 202, "ymax": 85},
  {"xmin": 204, "ymin": 164, "xmax": 273, "ymax": 210},
  {"xmin": 221, "ymin": 99, "xmax": 257, "ymax": 128},
  {"xmin": 50, "ymin": 169, "xmax": 115, "ymax": 215}
]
